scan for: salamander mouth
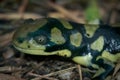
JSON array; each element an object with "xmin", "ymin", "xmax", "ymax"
[{"xmin": 13, "ymin": 45, "xmax": 58, "ymax": 55}]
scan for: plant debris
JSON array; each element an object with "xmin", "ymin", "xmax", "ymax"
[{"xmin": 0, "ymin": 0, "xmax": 120, "ymax": 80}]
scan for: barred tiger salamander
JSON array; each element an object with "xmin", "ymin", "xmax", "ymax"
[{"xmin": 12, "ymin": 18, "xmax": 120, "ymax": 80}]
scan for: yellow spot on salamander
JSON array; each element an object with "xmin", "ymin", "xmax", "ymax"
[
  {"xmin": 72, "ymin": 53, "xmax": 93, "ymax": 66},
  {"xmin": 84, "ymin": 24, "xmax": 99, "ymax": 38},
  {"xmin": 13, "ymin": 38, "xmax": 46, "ymax": 51},
  {"xmin": 91, "ymin": 36, "xmax": 104, "ymax": 51},
  {"xmin": 57, "ymin": 49, "xmax": 71, "ymax": 57},
  {"xmin": 59, "ymin": 19, "xmax": 73, "ymax": 29},
  {"xmin": 101, "ymin": 50, "xmax": 120, "ymax": 62},
  {"xmin": 51, "ymin": 27, "xmax": 65, "ymax": 44},
  {"xmin": 70, "ymin": 32, "xmax": 82, "ymax": 47}
]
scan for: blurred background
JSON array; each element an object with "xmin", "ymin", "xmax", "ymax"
[
  {"xmin": 0, "ymin": 0, "xmax": 120, "ymax": 80},
  {"xmin": 0, "ymin": 0, "xmax": 120, "ymax": 23}
]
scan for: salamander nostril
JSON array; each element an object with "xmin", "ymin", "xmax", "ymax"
[
  {"xmin": 17, "ymin": 37, "xmax": 24, "ymax": 43},
  {"xmin": 28, "ymin": 45, "xmax": 30, "ymax": 48}
]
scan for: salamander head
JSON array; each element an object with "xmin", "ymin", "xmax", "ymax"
[{"xmin": 12, "ymin": 18, "xmax": 71, "ymax": 56}]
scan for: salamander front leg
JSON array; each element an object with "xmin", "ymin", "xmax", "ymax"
[{"xmin": 93, "ymin": 57, "xmax": 115, "ymax": 80}]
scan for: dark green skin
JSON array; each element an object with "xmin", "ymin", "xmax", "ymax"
[
  {"xmin": 13, "ymin": 18, "xmax": 120, "ymax": 80},
  {"xmin": 46, "ymin": 19, "xmax": 120, "ymax": 79}
]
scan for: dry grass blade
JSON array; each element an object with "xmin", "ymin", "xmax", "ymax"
[
  {"xmin": 18, "ymin": 0, "xmax": 28, "ymax": 19},
  {"xmin": 0, "ymin": 66, "xmax": 21, "ymax": 73},
  {"xmin": 0, "ymin": 73, "xmax": 25, "ymax": 80},
  {"xmin": 28, "ymin": 66, "xmax": 76, "ymax": 80},
  {"xmin": 47, "ymin": 1, "xmax": 85, "ymax": 23},
  {"xmin": 77, "ymin": 64, "xmax": 83, "ymax": 80},
  {"xmin": 0, "ymin": 13, "xmax": 43, "ymax": 19},
  {"xmin": 43, "ymin": 66, "xmax": 76, "ymax": 77},
  {"xmin": 28, "ymin": 72, "xmax": 58, "ymax": 80},
  {"xmin": 113, "ymin": 63, "xmax": 120, "ymax": 77},
  {"xmin": 0, "ymin": 31, "xmax": 15, "ymax": 48}
]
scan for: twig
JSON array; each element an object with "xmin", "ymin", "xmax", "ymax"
[
  {"xmin": 110, "ymin": 11, "xmax": 117, "ymax": 24},
  {"xmin": 113, "ymin": 63, "xmax": 120, "ymax": 77},
  {"xmin": 29, "ymin": 67, "xmax": 76, "ymax": 80},
  {"xmin": 47, "ymin": 1, "xmax": 85, "ymax": 23},
  {"xmin": 0, "ymin": 73, "xmax": 25, "ymax": 80},
  {"xmin": 18, "ymin": 0, "xmax": 28, "ymax": 19},
  {"xmin": 43, "ymin": 66, "xmax": 76, "ymax": 77},
  {"xmin": 28, "ymin": 73, "xmax": 58, "ymax": 80},
  {"xmin": 77, "ymin": 64, "xmax": 83, "ymax": 80},
  {"xmin": 0, "ymin": 31, "xmax": 15, "ymax": 42},
  {"xmin": 31, "ymin": 76, "xmax": 58, "ymax": 80},
  {"xmin": 28, "ymin": 66, "xmax": 76, "ymax": 79},
  {"xmin": 0, "ymin": 13, "xmax": 42, "ymax": 19},
  {"xmin": 0, "ymin": 66, "xmax": 21, "ymax": 73},
  {"xmin": 0, "ymin": 31, "xmax": 15, "ymax": 48}
]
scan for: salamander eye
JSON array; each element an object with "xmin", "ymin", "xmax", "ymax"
[{"xmin": 34, "ymin": 35, "xmax": 47, "ymax": 45}]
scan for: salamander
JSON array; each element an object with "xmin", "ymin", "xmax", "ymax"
[{"xmin": 12, "ymin": 18, "xmax": 120, "ymax": 80}]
